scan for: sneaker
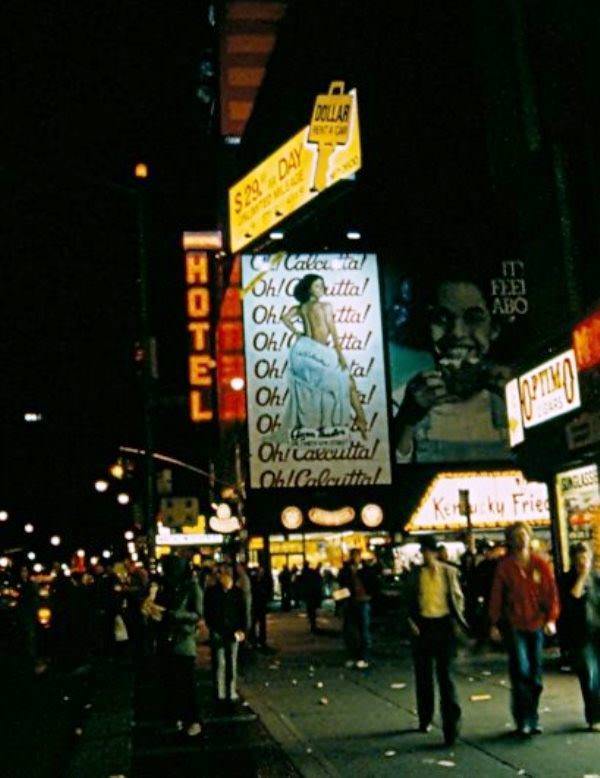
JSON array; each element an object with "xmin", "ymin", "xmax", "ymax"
[
  {"xmin": 588, "ymin": 722, "xmax": 600, "ymax": 732},
  {"xmin": 186, "ymin": 722, "xmax": 202, "ymax": 737},
  {"xmin": 344, "ymin": 660, "xmax": 356, "ymax": 668},
  {"xmin": 356, "ymin": 660, "xmax": 369, "ymax": 669},
  {"xmin": 530, "ymin": 725, "xmax": 543, "ymax": 735},
  {"xmin": 515, "ymin": 725, "xmax": 532, "ymax": 738},
  {"xmin": 419, "ymin": 723, "xmax": 432, "ymax": 733}
]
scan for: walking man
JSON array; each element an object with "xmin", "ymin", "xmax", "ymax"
[
  {"xmin": 407, "ymin": 535, "xmax": 467, "ymax": 746},
  {"xmin": 489, "ymin": 522, "xmax": 559, "ymax": 736},
  {"xmin": 338, "ymin": 549, "xmax": 378, "ymax": 669},
  {"xmin": 561, "ymin": 542, "xmax": 600, "ymax": 731}
]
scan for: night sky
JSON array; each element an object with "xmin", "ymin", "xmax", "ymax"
[{"xmin": 1, "ymin": 2, "xmax": 216, "ymax": 552}]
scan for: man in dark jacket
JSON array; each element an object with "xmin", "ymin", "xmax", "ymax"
[
  {"xmin": 250, "ymin": 566, "xmax": 273, "ymax": 648},
  {"xmin": 338, "ymin": 549, "xmax": 379, "ymax": 669},
  {"xmin": 204, "ymin": 564, "xmax": 246, "ymax": 705},
  {"xmin": 561, "ymin": 543, "xmax": 600, "ymax": 731},
  {"xmin": 299, "ymin": 562, "xmax": 323, "ymax": 634},
  {"xmin": 407, "ymin": 535, "xmax": 467, "ymax": 746}
]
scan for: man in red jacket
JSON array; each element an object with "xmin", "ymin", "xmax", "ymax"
[{"xmin": 489, "ymin": 522, "xmax": 559, "ymax": 737}]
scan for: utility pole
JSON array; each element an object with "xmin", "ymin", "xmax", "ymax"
[{"xmin": 134, "ymin": 164, "xmax": 157, "ymax": 563}]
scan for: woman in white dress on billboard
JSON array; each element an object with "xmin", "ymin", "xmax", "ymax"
[{"xmin": 281, "ymin": 273, "xmax": 368, "ymax": 440}]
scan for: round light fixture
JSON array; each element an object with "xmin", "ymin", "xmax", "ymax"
[
  {"xmin": 50, "ymin": 535, "xmax": 61, "ymax": 547},
  {"xmin": 117, "ymin": 493, "xmax": 130, "ymax": 505},
  {"xmin": 216, "ymin": 503, "xmax": 232, "ymax": 521},
  {"xmin": 0, "ymin": 510, "xmax": 8, "ymax": 522},
  {"xmin": 33, "ymin": 563, "xmax": 43, "ymax": 573},
  {"xmin": 230, "ymin": 377, "xmax": 245, "ymax": 391},
  {"xmin": 124, "ymin": 530, "xmax": 134, "ymax": 541},
  {"xmin": 209, "ymin": 515, "xmax": 241, "ymax": 534},
  {"xmin": 361, "ymin": 503, "xmax": 383, "ymax": 528},
  {"xmin": 102, "ymin": 549, "xmax": 111, "ymax": 559},
  {"xmin": 27, "ymin": 551, "xmax": 36, "ymax": 561},
  {"xmin": 281, "ymin": 506, "xmax": 303, "ymax": 531},
  {"xmin": 110, "ymin": 463, "xmax": 125, "ymax": 480},
  {"xmin": 24, "ymin": 523, "xmax": 34, "ymax": 534},
  {"xmin": 95, "ymin": 479, "xmax": 109, "ymax": 493}
]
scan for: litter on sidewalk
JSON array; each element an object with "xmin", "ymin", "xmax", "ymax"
[
  {"xmin": 390, "ymin": 682, "xmax": 406, "ymax": 689},
  {"xmin": 469, "ymin": 694, "xmax": 492, "ymax": 702}
]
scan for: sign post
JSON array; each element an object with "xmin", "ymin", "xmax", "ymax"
[{"xmin": 459, "ymin": 489, "xmax": 473, "ymax": 533}]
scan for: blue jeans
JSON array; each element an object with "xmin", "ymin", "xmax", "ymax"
[
  {"xmin": 343, "ymin": 601, "xmax": 371, "ymax": 661},
  {"xmin": 573, "ymin": 638, "xmax": 600, "ymax": 726},
  {"xmin": 507, "ymin": 628, "xmax": 544, "ymax": 729}
]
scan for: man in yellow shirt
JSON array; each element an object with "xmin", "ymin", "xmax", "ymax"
[{"xmin": 407, "ymin": 535, "xmax": 467, "ymax": 746}]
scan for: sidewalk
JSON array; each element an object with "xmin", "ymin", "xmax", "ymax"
[
  {"xmin": 238, "ymin": 610, "xmax": 600, "ymax": 778},
  {"xmin": 131, "ymin": 641, "xmax": 300, "ymax": 778}
]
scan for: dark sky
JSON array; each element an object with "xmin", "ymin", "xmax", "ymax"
[{"xmin": 1, "ymin": 1, "xmax": 216, "ymax": 552}]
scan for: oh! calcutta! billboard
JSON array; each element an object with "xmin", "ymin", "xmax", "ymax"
[{"xmin": 241, "ymin": 253, "xmax": 392, "ymax": 490}]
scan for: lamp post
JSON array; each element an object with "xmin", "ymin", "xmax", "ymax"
[{"xmin": 134, "ymin": 164, "xmax": 156, "ymax": 565}]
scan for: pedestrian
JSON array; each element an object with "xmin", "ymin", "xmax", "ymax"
[
  {"xmin": 561, "ymin": 542, "xmax": 600, "ymax": 731},
  {"xmin": 235, "ymin": 561, "xmax": 253, "ymax": 636},
  {"xmin": 489, "ymin": 521, "xmax": 560, "ymax": 737},
  {"xmin": 279, "ymin": 565, "xmax": 292, "ymax": 611},
  {"xmin": 14, "ymin": 566, "xmax": 39, "ymax": 673},
  {"xmin": 299, "ymin": 561, "xmax": 323, "ymax": 634},
  {"xmin": 407, "ymin": 535, "xmax": 467, "ymax": 746},
  {"xmin": 338, "ymin": 548, "xmax": 378, "ymax": 669},
  {"xmin": 204, "ymin": 564, "xmax": 246, "ymax": 709},
  {"xmin": 250, "ymin": 565, "xmax": 273, "ymax": 649},
  {"xmin": 155, "ymin": 554, "xmax": 203, "ymax": 737}
]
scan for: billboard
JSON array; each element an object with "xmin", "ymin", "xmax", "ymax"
[
  {"xmin": 229, "ymin": 84, "xmax": 361, "ymax": 253},
  {"xmin": 387, "ymin": 259, "xmax": 531, "ymax": 464},
  {"xmin": 241, "ymin": 253, "xmax": 391, "ymax": 489}
]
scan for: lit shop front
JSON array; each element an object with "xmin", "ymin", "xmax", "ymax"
[
  {"xmin": 509, "ymin": 310, "xmax": 600, "ymax": 573},
  {"xmin": 397, "ymin": 470, "xmax": 552, "ymax": 568}
]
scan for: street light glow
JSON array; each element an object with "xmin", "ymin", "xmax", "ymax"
[
  {"xmin": 102, "ymin": 550, "xmax": 111, "ymax": 559},
  {"xmin": 269, "ymin": 231, "xmax": 284, "ymax": 240},
  {"xmin": 95, "ymin": 479, "xmax": 109, "ymax": 493},
  {"xmin": 24, "ymin": 412, "xmax": 43, "ymax": 422},
  {"xmin": 33, "ymin": 563, "xmax": 43, "ymax": 573},
  {"xmin": 27, "ymin": 551, "xmax": 36, "ymax": 561},
  {"xmin": 110, "ymin": 463, "xmax": 125, "ymax": 480},
  {"xmin": 0, "ymin": 510, "xmax": 8, "ymax": 522},
  {"xmin": 346, "ymin": 230, "xmax": 361, "ymax": 240},
  {"xmin": 117, "ymin": 493, "xmax": 130, "ymax": 505},
  {"xmin": 124, "ymin": 530, "xmax": 134, "ymax": 540},
  {"xmin": 90, "ymin": 556, "xmax": 99, "ymax": 566},
  {"xmin": 76, "ymin": 549, "xmax": 85, "ymax": 558},
  {"xmin": 134, "ymin": 162, "xmax": 149, "ymax": 179},
  {"xmin": 230, "ymin": 377, "xmax": 245, "ymax": 391},
  {"xmin": 0, "ymin": 557, "xmax": 9, "ymax": 568},
  {"xmin": 50, "ymin": 535, "xmax": 61, "ymax": 547},
  {"xmin": 24, "ymin": 523, "xmax": 34, "ymax": 534}
]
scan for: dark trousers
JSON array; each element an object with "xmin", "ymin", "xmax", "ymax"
[
  {"xmin": 160, "ymin": 653, "xmax": 199, "ymax": 725},
  {"xmin": 252, "ymin": 609, "xmax": 267, "ymax": 647},
  {"xmin": 412, "ymin": 616, "xmax": 461, "ymax": 737},
  {"xmin": 506, "ymin": 628, "xmax": 544, "ymax": 729},
  {"xmin": 281, "ymin": 588, "xmax": 292, "ymax": 612},
  {"xmin": 573, "ymin": 638, "xmax": 600, "ymax": 726},
  {"xmin": 343, "ymin": 601, "xmax": 371, "ymax": 661},
  {"xmin": 306, "ymin": 599, "xmax": 320, "ymax": 633}
]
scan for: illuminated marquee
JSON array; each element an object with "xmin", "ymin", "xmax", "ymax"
[
  {"xmin": 573, "ymin": 309, "xmax": 600, "ymax": 372},
  {"xmin": 185, "ymin": 249, "xmax": 214, "ymax": 422}
]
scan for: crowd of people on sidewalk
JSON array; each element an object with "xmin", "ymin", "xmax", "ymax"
[{"xmin": 2, "ymin": 524, "xmax": 599, "ymax": 748}]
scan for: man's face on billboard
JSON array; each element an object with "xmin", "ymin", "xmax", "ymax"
[{"xmin": 429, "ymin": 281, "xmax": 495, "ymax": 362}]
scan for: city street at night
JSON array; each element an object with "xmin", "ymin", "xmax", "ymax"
[{"xmin": 2, "ymin": 1, "xmax": 600, "ymax": 776}]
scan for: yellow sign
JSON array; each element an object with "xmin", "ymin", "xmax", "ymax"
[{"xmin": 228, "ymin": 84, "xmax": 361, "ymax": 253}]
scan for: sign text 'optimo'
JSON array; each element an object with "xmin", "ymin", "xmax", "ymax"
[
  {"xmin": 518, "ymin": 349, "xmax": 581, "ymax": 429},
  {"xmin": 229, "ymin": 84, "xmax": 361, "ymax": 253},
  {"xmin": 241, "ymin": 253, "xmax": 391, "ymax": 490}
]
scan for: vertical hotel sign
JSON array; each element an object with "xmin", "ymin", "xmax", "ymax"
[
  {"xmin": 241, "ymin": 253, "xmax": 392, "ymax": 490},
  {"xmin": 183, "ymin": 232, "xmax": 222, "ymax": 422}
]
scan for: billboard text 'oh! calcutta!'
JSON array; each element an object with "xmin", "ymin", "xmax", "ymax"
[{"xmin": 241, "ymin": 253, "xmax": 392, "ymax": 490}]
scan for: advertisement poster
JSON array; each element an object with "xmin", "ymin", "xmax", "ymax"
[
  {"xmin": 555, "ymin": 463, "xmax": 600, "ymax": 571},
  {"xmin": 386, "ymin": 259, "xmax": 530, "ymax": 464},
  {"xmin": 241, "ymin": 253, "xmax": 391, "ymax": 490}
]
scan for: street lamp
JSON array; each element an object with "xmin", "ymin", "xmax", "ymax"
[
  {"xmin": 0, "ymin": 510, "xmax": 8, "ymax": 522},
  {"xmin": 117, "ymin": 493, "xmax": 130, "ymax": 506},
  {"xmin": 95, "ymin": 479, "xmax": 109, "ymax": 493},
  {"xmin": 24, "ymin": 523, "xmax": 34, "ymax": 534}
]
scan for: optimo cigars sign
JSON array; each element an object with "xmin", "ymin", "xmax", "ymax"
[
  {"xmin": 241, "ymin": 252, "xmax": 391, "ymax": 490},
  {"xmin": 507, "ymin": 348, "xmax": 581, "ymax": 445},
  {"xmin": 229, "ymin": 82, "xmax": 361, "ymax": 253}
]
